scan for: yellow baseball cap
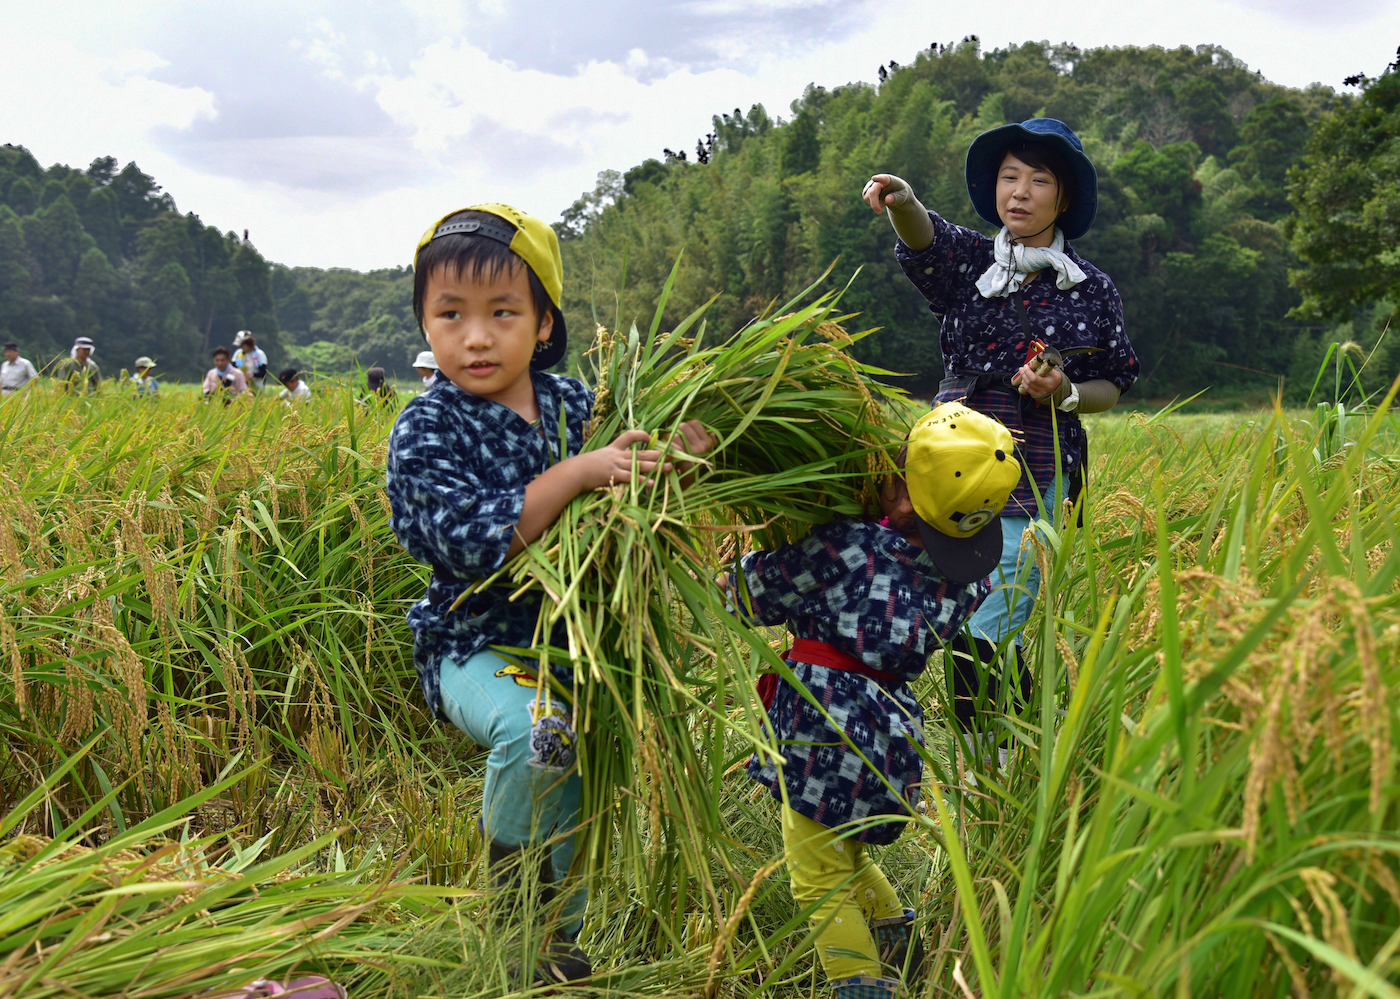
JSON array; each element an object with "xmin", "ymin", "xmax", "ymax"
[
  {"xmin": 414, "ymin": 203, "xmax": 567, "ymax": 369},
  {"xmin": 905, "ymin": 403, "xmax": 1022, "ymax": 584}
]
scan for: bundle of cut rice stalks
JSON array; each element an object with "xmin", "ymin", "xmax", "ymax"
[{"xmin": 460, "ymin": 269, "xmax": 905, "ymax": 942}]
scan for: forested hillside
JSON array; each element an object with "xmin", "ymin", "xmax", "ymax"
[
  {"xmin": 0, "ymin": 149, "xmax": 284, "ymax": 381},
  {"xmin": 1, "ymin": 40, "xmax": 1394, "ymax": 393},
  {"xmin": 556, "ymin": 41, "xmax": 1392, "ymax": 396}
]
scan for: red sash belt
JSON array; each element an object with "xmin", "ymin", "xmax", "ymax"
[{"xmin": 756, "ymin": 638, "xmax": 905, "ymax": 710}]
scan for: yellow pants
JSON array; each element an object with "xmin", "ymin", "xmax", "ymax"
[{"xmin": 782, "ymin": 805, "xmax": 904, "ymax": 981}]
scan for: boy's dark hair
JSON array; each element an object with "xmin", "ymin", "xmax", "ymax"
[
  {"xmin": 412, "ymin": 210, "xmax": 552, "ymax": 333},
  {"xmin": 212, "ymin": 346, "xmax": 231, "ymax": 359},
  {"xmin": 1004, "ymin": 138, "xmax": 1075, "ymax": 209}
]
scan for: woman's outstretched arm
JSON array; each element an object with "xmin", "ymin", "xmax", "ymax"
[{"xmin": 862, "ymin": 174, "xmax": 936, "ymax": 251}]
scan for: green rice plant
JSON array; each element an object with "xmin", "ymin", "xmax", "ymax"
[
  {"xmin": 2, "ymin": 292, "xmax": 1398, "ymax": 997},
  {"xmin": 0, "ymin": 746, "xmax": 451, "ymax": 999},
  {"xmin": 890, "ymin": 383, "xmax": 1400, "ymax": 998},
  {"xmin": 462, "ymin": 268, "xmax": 907, "ymax": 954}
]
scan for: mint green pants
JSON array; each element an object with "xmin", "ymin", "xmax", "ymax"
[{"xmin": 438, "ymin": 649, "xmax": 585, "ymax": 930}]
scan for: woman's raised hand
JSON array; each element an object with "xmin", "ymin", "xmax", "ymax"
[
  {"xmin": 862, "ymin": 174, "xmax": 935, "ymax": 251},
  {"xmin": 862, "ymin": 174, "xmax": 914, "ymax": 214}
]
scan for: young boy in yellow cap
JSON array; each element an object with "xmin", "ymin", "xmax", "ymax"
[
  {"xmin": 385, "ymin": 205, "xmax": 711, "ymax": 987},
  {"xmin": 730, "ymin": 402, "xmax": 1020, "ymax": 999}
]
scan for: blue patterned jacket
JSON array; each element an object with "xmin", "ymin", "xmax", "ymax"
[
  {"xmin": 385, "ymin": 372, "xmax": 594, "ymax": 717},
  {"xmin": 739, "ymin": 518, "xmax": 989, "ymax": 843}
]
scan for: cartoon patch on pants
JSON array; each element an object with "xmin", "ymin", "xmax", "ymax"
[
  {"xmin": 527, "ymin": 697, "xmax": 576, "ymax": 772},
  {"xmin": 495, "ymin": 662, "xmax": 540, "ymax": 688}
]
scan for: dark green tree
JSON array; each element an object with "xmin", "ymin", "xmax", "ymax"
[
  {"xmin": 1174, "ymin": 76, "xmax": 1237, "ymax": 155},
  {"xmin": 7, "ymin": 177, "xmax": 37, "ymax": 216},
  {"xmin": 87, "ymin": 156, "xmax": 118, "ymax": 187},
  {"xmin": 780, "ymin": 111, "xmax": 821, "ymax": 175},
  {"xmin": 1230, "ymin": 97, "xmax": 1310, "ymax": 220},
  {"xmin": 72, "ymin": 246, "xmax": 121, "ymax": 335},
  {"xmin": 79, "ymin": 187, "xmax": 123, "ymax": 261},
  {"xmin": 1286, "ymin": 64, "xmax": 1399, "ymax": 320},
  {"xmin": 22, "ymin": 196, "xmax": 95, "ymax": 296},
  {"xmin": 1111, "ymin": 141, "xmax": 1200, "ymax": 244}
]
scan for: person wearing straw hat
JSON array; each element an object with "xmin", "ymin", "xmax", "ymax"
[
  {"xmin": 385, "ymin": 204, "xmax": 713, "ymax": 988},
  {"xmin": 129, "ymin": 356, "xmax": 159, "ymax": 398},
  {"xmin": 1, "ymin": 342, "xmax": 38, "ymax": 396},
  {"xmin": 412, "ymin": 349, "xmax": 439, "ymax": 389},
  {"xmin": 863, "ymin": 118, "xmax": 1139, "ymax": 765},
  {"xmin": 730, "ymin": 403, "xmax": 1020, "ymax": 999},
  {"xmin": 55, "ymin": 336, "xmax": 102, "ymax": 394}
]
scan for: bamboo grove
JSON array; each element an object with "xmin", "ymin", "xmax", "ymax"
[{"xmin": 0, "ymin": 300, "xmax": 1397, "ymax": 995}]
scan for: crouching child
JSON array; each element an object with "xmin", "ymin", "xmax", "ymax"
[
  {"xmin": 730, "ymin": 403, "xmax": 1020, "ymax": 999},
  {"xmin": 385, "ymin": 204, "xmax": 711, "ymax": 988}
]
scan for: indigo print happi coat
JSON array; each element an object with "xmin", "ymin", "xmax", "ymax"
[
  {"xmin": 386, "ymin": 370, "xmax": 593, "ymax": 718},
  {"xmin": 739, "ymin": 518, "xmax": 989, "ymax": 844}
]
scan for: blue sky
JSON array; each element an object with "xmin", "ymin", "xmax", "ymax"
[{"xmin": 2, "ymin": 0, "xmax": 1396, "ymax": 270}]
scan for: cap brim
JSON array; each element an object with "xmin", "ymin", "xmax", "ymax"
[
  {"xmin": 915, "ymin": 512, "xmax": 1004, "ymax": 585},
  {"xmin": 530, "ymin": 306, "xmax": 568, "ymax": 370}
]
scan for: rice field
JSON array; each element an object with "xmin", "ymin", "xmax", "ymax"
[{"xmin": 0, "ymin": 354, "xmax": 1397, "ymax": 997}]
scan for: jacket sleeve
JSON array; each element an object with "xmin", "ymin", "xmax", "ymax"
[
  {"xmin": 1071, "ymin": 276, "xmax": 1139, "ymax": 393},
  {"xmin": 894, "ymin": 212, "xmax": 992, "ymax": 315}
]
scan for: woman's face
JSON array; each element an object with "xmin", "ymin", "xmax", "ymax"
[{"xmin": 995, "ymin": 151, "xmax": 1065, "ymax": 243}]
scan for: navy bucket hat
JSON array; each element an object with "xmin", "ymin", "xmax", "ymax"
[{"xmin": 965, "ymin": 118, "xmax": 1098, "ymax": 240}]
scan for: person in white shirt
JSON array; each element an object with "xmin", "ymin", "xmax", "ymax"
[
  {"xmin": 232, "ymin": 331, "xmax": 270, "ymax": 390},
  {"xmin": 1, "ymin": 342, "xmax": 38, "ymax": 395},
  {"xmin": 412, "ymin": 349, "xmax": 439, "ymax": 389},
  {"xmin": 277, "ymin": 368, "xmax": 311, "ymax": 403}
]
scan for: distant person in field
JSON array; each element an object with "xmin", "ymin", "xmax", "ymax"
[
  {"xmin": 385, "ymin": 204, "xmax": 712, "ymax": 988},
  {"xmin": 728, "ymin": 404, "xmax": 1019, "ymax": 999},
  {"xmin": 864, "ymin": 118, "xmax": 1139, "ymax": 765},
  {"xmin": 55, "ymin": 336, "xmax": 102, "ymax": 394},
  {"xmin": 362, "ymin": 366, "xmax": 399, "ymax": 409},
  {"xmin": 277, "ymin": 367, "xmax": 311, "ymax": 403},
  {"xmin": 412, "ymin": 349, "xmax": 439, "ymax": 389},
  {"xmin": 232, "ymin": 332, "xmax": 269, "ymax": 391},
  {"xmin": 129, "ymin": 356, "xmax": 159, "ymax": 398},
  {"xmin": 203, "ymin": 346, "xmax": 248, "ymax": 402},
  {"xmin": 1, "ymin": 342, "xmax": 38, "ymax": 396}
]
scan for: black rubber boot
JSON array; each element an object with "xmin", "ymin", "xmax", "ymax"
[
  {"xmin": 871, "ymin": 907, "xmax": 925, "ymax": 982},
  {"xmin": 947, "ymin": 636, "xmax": 1031, "ymax": 734},
  {"xmin": 487, "ymin": 838, "xmax": 592, "ymax": 987}
]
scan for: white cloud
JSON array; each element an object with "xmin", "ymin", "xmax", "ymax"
[{"xmin": 2, "ymin": 0, "xmax": 1398, "ymax": 272}]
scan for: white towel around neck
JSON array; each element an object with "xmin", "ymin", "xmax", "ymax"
[{"xmin": 975, "ymin": 227, "xmax": 1087, "ymax": 299}]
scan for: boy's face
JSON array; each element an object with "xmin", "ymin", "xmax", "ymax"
[
  {"xmin": 422, "ymin": 259, "xmax": 553, "ymax": 404},
  {"xmin": 879, "ymin": 475, "xmax": 924, "ymax": 548},
  {"xmin": 214, "ymin": 354, "xmax": 230, "ymax": 371}
]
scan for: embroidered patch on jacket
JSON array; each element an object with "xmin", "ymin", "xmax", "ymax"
[{"xmin": 527, "ymin": 699, "xmax": 576, "ymax": 772}]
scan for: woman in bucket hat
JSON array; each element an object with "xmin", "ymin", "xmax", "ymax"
[{"xmin": 862, "ymin": 118, "xmax": 1140, "ymax": 770}]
